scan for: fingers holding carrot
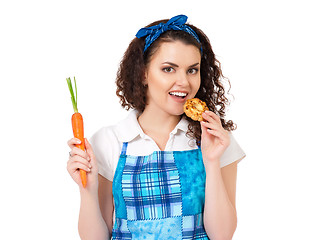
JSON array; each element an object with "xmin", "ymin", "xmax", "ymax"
[
  {"xmin": 67, "ymin": 137, "xmax": 82, "ymax": 149},
  {"xmin": 85, "ymin": 139, "xmax": 97, "ymax": 166},
  {"xmin": 67, "ymin": 158, "xmax": 90, "ymax": 183},
  {"xmin": 67, "ymin": 138, "xmax": 89, "ymax": 186},
  {"xmin": 67, "ymin": 137, "xmax": 99, "ymax": 189},
  {"xmin": 68, "ymin": 139, "xmax": 90, "ymax": 160},
  {"xmin": 81, "ymin": 138, "xmax": 99, "ymax": 188},
  {"xmin": 69, "ymin": 147, "xmax": 91, "ymax": 169}
]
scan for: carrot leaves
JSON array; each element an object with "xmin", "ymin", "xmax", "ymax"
[{"xmin": 66, "ymin": 77, "xmax": 78, "ymax": 113}]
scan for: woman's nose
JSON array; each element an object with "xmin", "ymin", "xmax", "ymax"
[{"xmin": 176, "ymin": 71, "xmax": 189, "ymax": 86}]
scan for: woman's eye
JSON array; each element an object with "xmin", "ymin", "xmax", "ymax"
[
  {"xmin": 188, "ymin": 68, "xmax": 199, "ymax": 74},
  {"xmin": 163, "ymin": 67, "xmax": 174, "ymax": 73}
]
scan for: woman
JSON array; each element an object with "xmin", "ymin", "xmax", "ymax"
[{"xmin": 67, "ymin": 14, "xmax": 246, "ymax": 240}]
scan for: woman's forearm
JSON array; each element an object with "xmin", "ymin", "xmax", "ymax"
[
  {"xmin": 203, "ymin": 161, "xmax": 237, "ymax": 240},
  {"xmin": 78, "ymin": 188, "xmax": 109, "ymax": 240}
]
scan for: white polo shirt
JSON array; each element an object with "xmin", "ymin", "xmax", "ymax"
[{"xmin": 90, "ymin": 110, "xmax": 246, "ymax": 182}]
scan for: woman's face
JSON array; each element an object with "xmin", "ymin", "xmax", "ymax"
[{"xmin": 144, "ymin": 40, "xmax": 201, "ymax": 116}]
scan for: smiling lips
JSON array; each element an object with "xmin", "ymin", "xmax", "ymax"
[
  {"xmin": 169, "ymin": 91, "xmax": 188, "ymax": 103},
  {"xmin": 169, "ymin": 91, "xmax": 187, "ymax": 97}
]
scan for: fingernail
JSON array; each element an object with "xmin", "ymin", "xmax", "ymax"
[
  {"xmin": 89, "ymin": 163, "xmax": 92, "ymax": 168},
  {"xmin": 77, "ymin": 139, "xmax": 81, "ymax": 143}
]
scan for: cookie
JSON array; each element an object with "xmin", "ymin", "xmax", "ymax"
[{"xmin": 183, "ymin": 98, "xmax": 209, "ymax": 121}]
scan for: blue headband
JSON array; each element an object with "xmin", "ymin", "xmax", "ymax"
[{"xmin": 136, "ymin": 14, "xmax": 202, "ymax": 53}]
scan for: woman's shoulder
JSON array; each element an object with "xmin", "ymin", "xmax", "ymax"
[
  {"xmin": 90, "ymin": 125, "xmax": 118, "ymax": 142},
  {"xmin": 90, "ymin": 110, "xmax": 139, "ymax": 145},
  {"xmin": 89, "ymin": 124, "xmax": 124, "ymax": 181},
  {"xmin": 89, "ymin": 125, "xmax": 121, "ymax": 157},
  {"xmin": 219, "ymin": 131, "xmax": 246, "ymax": 167}
]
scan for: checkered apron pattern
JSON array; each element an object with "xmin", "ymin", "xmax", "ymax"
[{"xmin": 112, "ymin": 142, "xmax": 208, "ymax": 239}]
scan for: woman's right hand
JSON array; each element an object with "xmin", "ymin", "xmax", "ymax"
[{"xmin": 67, "ymin": 138, "xmax": 99, "ymax": 191}]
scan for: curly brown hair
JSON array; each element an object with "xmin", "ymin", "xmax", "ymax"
[{"xmin": 116, "ymin": 18, "xmax": 236, "ymax": 146}]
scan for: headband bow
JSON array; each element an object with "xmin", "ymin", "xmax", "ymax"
[{"xmin": 136, "ymin": 14, "xmax": 202, "ymax": 53}]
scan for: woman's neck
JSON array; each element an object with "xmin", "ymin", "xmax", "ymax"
[{"xmin": 137, "ymin": 106, "xmax": 181, "ymax": 136}]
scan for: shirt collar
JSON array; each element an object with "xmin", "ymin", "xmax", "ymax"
[
  {"xmin": 115, "ymin": 109, "xmax": 189, "ymax": 142},
  {"xmin": 171, "ymin": 115, "xmax": 189, "ymax": 135}
]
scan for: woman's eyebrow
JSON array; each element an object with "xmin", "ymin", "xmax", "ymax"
[
  {"xmin": 162, "ymin": 62, "xmax": 200, "ymax": 67},
  {"xmin": 162, "ymin": 61, "xmax": 179, "ymax": 67},
  {"xmin": 189, "ymin": 63, "xmax": 200, "ymax": 68}
]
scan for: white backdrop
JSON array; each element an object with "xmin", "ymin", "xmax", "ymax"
[{"xmin": 1, "ymin": 0, "xmax": 327, "ymax": 239}]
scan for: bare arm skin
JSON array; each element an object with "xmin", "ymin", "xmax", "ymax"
[
  {"xmin": 67, "ymin": 138, "xmax": 110, "ymax": 240},
  {"xmin": 200, "ymin": 111, "xmax": 242, "ymax": 240},
  {"xmin": 98, "ymin": 175, "xmax": 114, "ymax": 237},
  {"xmin": 203, "ymin": 160, "xmax": 239, "ymax": 240}
]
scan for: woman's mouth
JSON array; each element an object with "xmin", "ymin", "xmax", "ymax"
[{"xmin": 169, "ymin": 91, "xmax": 188, "ymax": 102}]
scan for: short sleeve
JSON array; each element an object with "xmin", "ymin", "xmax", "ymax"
[
  {"xmin": 220, "ymin": 132, "xmax": 246, "ymax": 168},
  {"xmin": 89, "ymin": 126, "xmax": 120, "ymax": 181}
]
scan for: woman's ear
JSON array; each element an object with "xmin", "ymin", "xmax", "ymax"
[{"xmin": 143, "ymin": 70, "xmax": 148, "ymax": 87}]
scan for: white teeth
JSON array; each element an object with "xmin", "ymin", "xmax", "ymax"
[{"xmin": 169, "ymin": 92, "xmax": 187, "ymax": 97}]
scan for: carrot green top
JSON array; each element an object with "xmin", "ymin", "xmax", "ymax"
[{"xmin": 66, "ymin": 77, "xmax": 78, "ymax": 113}]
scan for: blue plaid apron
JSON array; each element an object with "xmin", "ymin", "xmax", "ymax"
[{"xmin": 112, "ymin": 142, "xmax": 209, "ymax": 239}]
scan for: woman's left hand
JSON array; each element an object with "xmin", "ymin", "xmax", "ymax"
[{"xmin": 200, "ymin": 110, "xmax": 230, "ymax": 166}]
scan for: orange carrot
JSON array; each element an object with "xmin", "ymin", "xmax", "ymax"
[{"xmin": 67, "ymin": 77, "xmax": 87, "ymax": 188}]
